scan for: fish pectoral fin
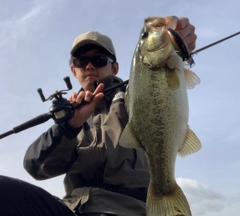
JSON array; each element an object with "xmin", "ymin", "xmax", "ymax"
[
  {"xmin": 178, "ymin": 125, "xmax": 202, "ymax": 157},
  {"xmin": 184, "ymin": 69, "xmax": 201, "ymax": 89},
  {"xmin": 165, "ymin": 67, "xmax": 180, "ymax": 90},
  {"xmin": 119, "ymin": 123, "xmax": 144, "ymax": 149}
]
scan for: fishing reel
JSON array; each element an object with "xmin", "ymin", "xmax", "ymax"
[
  {"xmin": 0, "ymin": 77, "xmax": 77, "ymax": 139},
  {"xmin": 37, "ymin": 76, "xmax": 75, "ymax": 124}
]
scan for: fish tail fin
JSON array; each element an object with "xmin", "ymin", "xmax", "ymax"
[{"xmin": 146, "ymin": 183, "xmax": 192, "ymax": 216}]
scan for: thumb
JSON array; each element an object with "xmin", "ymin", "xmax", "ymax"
[{"xmin": 165, "ymin": 16, "xmax": 178, "ymax": 29}]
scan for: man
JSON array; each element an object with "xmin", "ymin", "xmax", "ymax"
[{"xmin": 0, "ymin": 17, "xmax": 197, "ymax": 216}]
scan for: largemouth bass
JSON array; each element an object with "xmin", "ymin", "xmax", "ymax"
[{"xmin": 119, "ymin": 17, "xmax": 201, "ymax": 216}]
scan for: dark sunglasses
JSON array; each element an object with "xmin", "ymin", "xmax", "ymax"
[{"xmin": 73, "ymin": 55, "xmax": 114, "ymax": 68}]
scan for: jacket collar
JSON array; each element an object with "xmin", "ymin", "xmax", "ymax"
[{"xmin": 97, "ymin": 75, "xmax": 123, "ymax": 100}]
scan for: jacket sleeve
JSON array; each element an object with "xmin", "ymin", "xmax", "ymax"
[{"xmin": 23, "ymin": 122, "xmax": 82, "ymax": 180}]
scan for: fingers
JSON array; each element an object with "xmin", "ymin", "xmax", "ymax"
[
  {"xmin": 68, "ymin": 83, "xmax": 104, "ymax": 106},
  {"xmin": 68, "ymin": 91, "xmax": 86, "ymax": 106},
  {"xmin": 91, "ymin": 83, "xmax": 104, "ymax": 104},
  {"xmin": 165, "ymin": 16, "xmax": 179, "ymax": 29},
  {"xmin": 93, "ymin": 83, "xmax": 104, "ymax": 96},
  {"xmin": 175, "ymin": 17, "xmax": 197, "ymax": 52},
  {"xmin": 68, "ymin": 92, "xmax": 78, "ymax": 103},
  {"xmin": 67, "ymin": 84, "xmax": 104, "ymax": 128},
  {"xmin": 175, "ymin": 17, "xmax": 189, "ymax": 32},
  {"xmin": 68, "ymin": 83, "xmax": 105, "ymax": 112},
  {"xmin": 185, "ymin": 35, "xmax": 197, "ymax": 52}
]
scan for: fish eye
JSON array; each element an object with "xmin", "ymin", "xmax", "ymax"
[{"xmin": 141, "ymin": 31, "xmax": 149, "ymax": 39}]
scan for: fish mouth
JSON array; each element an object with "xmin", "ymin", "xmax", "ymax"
[
  {"xmin": 137, "ymin": 17, "xmax": 177, "ymax": 69},
  {"xmin": 144, "ymin": 17, "xmax": 167, "ymax": 28},
  {"xmin": 140, "ymin": 22, "xmax": 172, "ymax": 52},
  {"xmin": 144, "ymin": 16, "xmax": 194, "ymax": 67}
]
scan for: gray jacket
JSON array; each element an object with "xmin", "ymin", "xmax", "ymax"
[{"xmin": 24, "ymin": 75, "xmax": 150, "ymax": 216}]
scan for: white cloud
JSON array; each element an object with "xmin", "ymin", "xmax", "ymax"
[
  {"xmin": 176, "ymin": 178, "xmax": 240, "ymax": 215},
  {"xmin": 0, "ymin": 0, "xmax": 65, "ymax": 49},
  {"xmin": 177, "ymin": 178, "xmax": 226, "ymax": 215}
]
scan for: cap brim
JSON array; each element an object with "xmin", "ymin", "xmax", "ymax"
[{"xmin": 70, "ymin": 39, "xmax": 114, "ymax": 56}]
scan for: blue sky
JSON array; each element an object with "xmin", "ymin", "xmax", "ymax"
[{"xmin": 0, "ymin": 0, "xmax": 239, "ymax": 215}]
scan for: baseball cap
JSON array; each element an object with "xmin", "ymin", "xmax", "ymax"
[{"xmin": 70, "ymin": 31, "xmax": 116, "ymax": 59}]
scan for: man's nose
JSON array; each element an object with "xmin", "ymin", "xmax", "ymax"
[{"xmin": 85, "ymin": 61, "xmax": 95, "ymax": 70}]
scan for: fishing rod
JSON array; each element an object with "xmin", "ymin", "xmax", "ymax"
[
  {"xmin": 0, "ymin": 31, "xmax": 239, "ymax": 139},
  {"xmin": 0, "ymin": 78, "xmax": 129, "ymax": 139},
  {"xmin": 191, "ymin": 31, "xmax": 240, "ymax": 56}
]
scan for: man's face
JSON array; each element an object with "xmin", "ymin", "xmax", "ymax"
[{"xmin": 71, "ymin": 49, "xmax": 119, "ymax": 92}]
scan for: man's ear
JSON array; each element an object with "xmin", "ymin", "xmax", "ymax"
[
  {"xmin": 112, "ymin": 62, "xmax": 119, "ymax": 75},
  {"xmin": 71, "ymin": 66, "xmax": 77, "ymax": 77}
]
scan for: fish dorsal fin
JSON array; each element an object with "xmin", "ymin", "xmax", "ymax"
[
  {"xmin": 178, "ymin": 125, "xmax": 202, "ymax": 157},
  {"xmin": 184, "ymin": 69, "xmax": 201, "ymax": 89},
  {"xmin": 119, "ymin": 122, "xmax": 144, "ymax": 150}
]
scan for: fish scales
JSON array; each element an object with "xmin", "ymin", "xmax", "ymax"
[
  {"xmin": 120, "ymin": 16, "xmax": 201, "ymax": 216},
  {"xmin": 131, "ymin": 63, "xmax": 188, "ymax": 193}
]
